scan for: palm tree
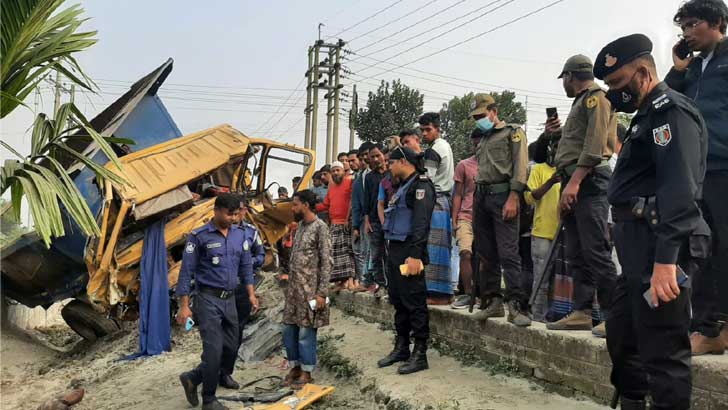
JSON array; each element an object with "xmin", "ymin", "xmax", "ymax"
[{"xmin": 1, "ymin": 0, "xmax": 128, "ymax": 246}]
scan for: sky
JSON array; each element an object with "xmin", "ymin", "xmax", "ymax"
[{"xmin": 2, "ymin": 0, "xmax": 687, "ymax": 170}]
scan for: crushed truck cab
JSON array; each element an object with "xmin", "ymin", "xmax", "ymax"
[{"xmin": 87, "ymin": 124, "xmax": 314, "ymax": 313}]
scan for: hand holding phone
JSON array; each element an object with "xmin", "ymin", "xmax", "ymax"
[
  {"xmin": 672, "ymin": 40, "xmax": 693, "ymax": 71},
  {"xmin": 185, "ymin": 317, "xmax": 195, "ymax": 331}
]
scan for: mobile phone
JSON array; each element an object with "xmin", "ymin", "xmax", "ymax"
[
  {"xmin": 546, "ymin": 107, "xmax": 558, "ymax": 120},
  {"xmin": 675, "ymin": 39, "xmax": 692, "ymax": 59},
  {"xmin": 185, "ymin": 317, "xmax": 195, "ymax": 331},
  {"xmin": 643, "ymin": 267, "xmax": 690, "ymax": 309}
]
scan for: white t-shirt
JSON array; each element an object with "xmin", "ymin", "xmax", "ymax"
[{"xmin": 424, "ymin": 138, "xmax": 455, "ymax": 193}]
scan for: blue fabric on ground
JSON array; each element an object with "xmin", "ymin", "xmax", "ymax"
[{"xmin": 124, "ymin": 220, "xmax": 171, "ymax": 359}]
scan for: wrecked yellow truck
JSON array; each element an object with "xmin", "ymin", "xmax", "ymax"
[{"xmin": 1, "ymin": 60, "xmax": 313, "ymax": 341}]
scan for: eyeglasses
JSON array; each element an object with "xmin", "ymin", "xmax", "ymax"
[{"xmin": 678, "ymin": 19, "xmax": 704, "ymax": 32}]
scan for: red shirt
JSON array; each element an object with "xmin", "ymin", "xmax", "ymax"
[{"xmin": 315, "ymin": 177, "xmax": 353, "ymax": 224}]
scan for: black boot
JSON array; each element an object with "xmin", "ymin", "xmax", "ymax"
[
  {"xmin": 620, "ymin": 396, "xmax": 646, "ymax": 410},
  {"xmin": 397, "ymin": 340, "xmax": 428, "ymax": 374},
  {"xmin": 377, "ymin": 336, "xmax": 411, "ymax": 368},
  {"xmin": 219, "ymin": 374, "xmax": 240, "ymax": 389}
]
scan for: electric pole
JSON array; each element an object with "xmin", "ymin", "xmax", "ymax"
[
  {"xmin": 53, "ymin": 72, "xmax": 62, "ymax": 116},
  {"xmin": 304, "ymin": 46, "xmax": 314, "ymax": 150},
  {"xmin": 325, "ymin": 46, "xmax": 335, "ymax": 164},
  {"xmin": 349, "ymin": 84, "xmax": 358, "ymax": 150},
  {"xmin": 332, "ymin": 40, "xmax": 343, "ymax": 162},
  {"xmin": 310, "ymin": 41, "xmax": 322, "ymax": 154}
]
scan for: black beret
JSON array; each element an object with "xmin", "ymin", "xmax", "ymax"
[
  {"xmin": 389, "ymin": 145, "xmax": 426, "ymax": 171},
  {"xmin": 593, "ymin": 33, "xmax": 653, "ymax": 80}
]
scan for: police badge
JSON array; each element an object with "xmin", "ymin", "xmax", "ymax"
[
  {"xmin": 212, "ymin": 256, "xmax": 220, "ymax": 265},
  {"xmin": 185, "ymin": 242, "xmax": 195, "ymax": 253},
  {"xmin": 243, "ymin": 240, "xmax": 250, "ymax": 251},
  {"xmin": 416, "ymin": 189, "xmax": 425, "ymax": 200}
]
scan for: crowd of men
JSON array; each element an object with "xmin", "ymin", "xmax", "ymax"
[{"xmin": 173, "ymin": 1, "xmax": 727, "ymax": 409}]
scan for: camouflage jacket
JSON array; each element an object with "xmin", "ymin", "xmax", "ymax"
[{"xmin": 282, "ymin": 217, "xmax": 332, "ymax": 328}]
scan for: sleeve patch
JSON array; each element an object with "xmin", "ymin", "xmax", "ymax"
[
  {"xmin": 510, "ymin": 132, "xmax": 522, "ymax": 143},
  {"xmin": 652, "ymin": 124, "xmax": 672, "ymax": 146},
  {"xmin": 185, "ymin": 242, "xmax": 196, "ymax": 253},
  {"xmin": 586, "ymin": 95, "xmax": 599, "ymax": 109},
  {"xmin": 415, "ymin": 189, "xmax": 425, "ymax": 200}
]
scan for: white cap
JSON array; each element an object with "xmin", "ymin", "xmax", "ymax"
[{"xmin": 330, "ymin": 161, "xmax": 344, "ymax": 169}]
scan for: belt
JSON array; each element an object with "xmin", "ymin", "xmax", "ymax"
[
  {"xmin": 611, "ymin": 205, "xmax": 640, "ymax": 222},
  {"xmin": 198, "ymin": 285, "xmax": 235, "ymax": 299},
  {"xmin": 562, "ymin": 159, "xmax": 610, "ymax": 177},
  {"xmin": 475, "ymin": 182, "xmax": 510, "ymax": 195}
]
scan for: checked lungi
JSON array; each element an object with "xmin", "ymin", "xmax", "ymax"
[
  {"xmin": 329, "ymin": 224, "xmax": 355, "ymax": 282},
  {"xmin": 425, "ymin": 194, "xmax": 455, "ymax": 295}
]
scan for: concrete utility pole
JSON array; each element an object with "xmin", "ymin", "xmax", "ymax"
[
  {"xmin": 349, "ymin": 84, "xmax": 358, "ymax": 150},
  {"xmin": 304, "ymin": 47, "xmax": 314, "ymax": 150},
  {"xmin": 310, "ymin": 41, "xmax": 322, "ymax": 154},
  {"xmin": 325, "ymin": 47, "xmax": 335, "ymax": 164},
  {"xmin": 332, "ymin": 40, "xmax": 343, "ymax": 161}
]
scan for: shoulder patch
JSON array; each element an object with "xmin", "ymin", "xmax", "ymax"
[
  {"xmin": 652, "ymin": 124, "xmax": 672, "ymax": 146},
  {"xmin": 510, "ymin": 131, "xmax": 522, "ymax": 143},
  {"xmin": 652, "ymin": 94, "xmax": 673, "ymax": 111},
  {"xmin": 586, "ymin": 95, "xmax": 599, "ymax": 109},
  {"xmin": 185, "ymin": 242, "xmax": 196, "ymax": 254},
  {"xmin": 415, "ymin": 189, "xmax": 425, "ymax": 200}
]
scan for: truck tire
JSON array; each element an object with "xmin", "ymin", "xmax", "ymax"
[{"xmin": 61, "ymin": 300, "xmax": 120, "ymax": 342}]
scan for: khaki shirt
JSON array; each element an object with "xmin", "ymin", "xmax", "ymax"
[
  {"xmin": 554, "ymin": 82, "xmax": 617, "ymax": 170},
  {"xmin": 475, "ymin": 122, "xmax": 528, "ymax": 192}
]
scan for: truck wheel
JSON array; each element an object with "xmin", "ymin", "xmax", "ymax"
[{"xmin": 61, "ymin": 300, "xmax": 120, "ymax": 342}]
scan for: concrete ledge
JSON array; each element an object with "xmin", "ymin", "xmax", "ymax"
[{"xmin": 332, "ymin": 290, "xmax": 728, "ymax": 410}]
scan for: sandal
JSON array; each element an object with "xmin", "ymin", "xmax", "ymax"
[{"xmin": 291, "ymin": 377, "xmax": 313, "ymax": 390}]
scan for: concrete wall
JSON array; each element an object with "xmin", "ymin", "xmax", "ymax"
[{"xmin": 333, "ymin": 291, "xmax": 728, "ymax": 410}]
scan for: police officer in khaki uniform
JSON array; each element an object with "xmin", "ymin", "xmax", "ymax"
[
  {"xmin": 545, "ymin": 55, "xmax": 618, "ymax": 335},
  {"xmin": 469, "ymin": 94, "xmax": 531, "ymax": 327}
]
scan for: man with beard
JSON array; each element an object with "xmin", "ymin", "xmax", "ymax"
[
  {"xmin": 280, "ymin": 190, "xmax": 332, "ymax": 388},
  {"xmin": 316, "ymin": 161, "xmax": 355, "ymax": 289},
  {"xmin": 376, "ymin": 146, "xmax": 435, "ymax": 375},
  {"xmin": 176, "ymin": 193, "xmax": 259, "ymax": 410},
  {"xmin": 596, "ymin": 33, "xmax": 708, "ymax": 410}
]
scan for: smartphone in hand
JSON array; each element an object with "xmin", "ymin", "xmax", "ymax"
[
  {"xmin": 675, "ymin": 39, "xmax": 692, "ymax": 59},
  {"xmin": 643, "ymin": 266, "xmax": 690, "ymax": 309},
  {"xmin": 546, "ymin": 107, "xmax": 558, "ymax": 120}
]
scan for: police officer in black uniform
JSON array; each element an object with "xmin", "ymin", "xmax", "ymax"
[
  {"xmin": 376, "ymin": 146, "xmax": 436, "ymax": 375},
  {"xmin": 595, "ymin": 34, "xmax": 709, "ymax": 410}
]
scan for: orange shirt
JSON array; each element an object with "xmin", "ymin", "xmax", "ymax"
[{"xmin": 316, "ymin": 177, "xmax": 353, "ymax": 224}]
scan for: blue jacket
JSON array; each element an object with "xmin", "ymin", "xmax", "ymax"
[
  {"xmin": 175, "ymin": 222, "xmax": 253, "ymax": 297},
  {"xmin": 351, "ymin": 170, "xmax": 368, "ymax": 228},
  {"xmin": 240, "ymin": 222, "xmax": 265, "ymax": 271},
  {"xmin": 665, "ymin": 38, "xmax": 728, "ymax": 172}
]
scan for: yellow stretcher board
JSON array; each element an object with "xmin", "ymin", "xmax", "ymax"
[{"xmin": 240, "ymin": 384, "xmax": 335, "ymax": 410}]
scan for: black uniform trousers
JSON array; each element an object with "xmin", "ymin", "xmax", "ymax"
[
  {"xmin": 472, "ymin": 189, "xmax": 526, "ymax": 305},
  {"xmin": 562, "ymin": 168, "xmax": 617, "ymax": 314},
  {"xmin": 189, "ymin": 292, "xmax": 239, "ymax": 403},
  {"xmin": 220, "ymin": 285, "xmax": 252, "ymax": 377},
  {"xmin": 606, "ymin": 217, "xmax": 691, "ymax": 410},
  {"xmin": 691, "ymin": 171, "xmax": 728, "ymax": 337},
  {"xmin": 385, "ymin": 240, "xmax": 429, "ymax": 341}
]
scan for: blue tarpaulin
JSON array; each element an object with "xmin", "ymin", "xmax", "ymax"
[{"xmin": 124, "ymin": 220, "xmax": 171, "ymax": 359}]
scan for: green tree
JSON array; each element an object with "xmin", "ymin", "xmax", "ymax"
[
  {"xmin": 1, "ymin": 0, "xmax": 98, "ymax": 118},
  {"xmin": 440, "ymin": 91, "xmax": 526, "ymax": 163},
  {"xmin": 355, "ymin": 80, "xmax": 424, "ymax": 143},
  {"xmin": 0, "ymin": 0, "xmax": 127, "ymax": 247}
]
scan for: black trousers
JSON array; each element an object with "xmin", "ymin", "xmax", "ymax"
[
  {"xmin": 691, "ymin": 171, "xmax": 728, "ymax": 337},
  {"xmin": 472, "ymin": 189, "xmax": 525, "ymax": 305},
  {"xmin": 385, "ymin": 240, "xmax": 429, "ymax": 342},
  {"xmin": 220, "ymin": 286, "xmax": 252, "ymax": 377},
  {"xmin": 189, "ymin": 292, "xmax": 239, "ymax": 403},
  {"xmin": 606, "ymin": 219, "xmax": 691, "ymax": 410},
  {"xmin": 368, "ymin": 221, "xmax": 387, "ymax": 287},
  {"xmin": 562, "ymin": 192, "xmax": 617, "ymax": 313}
]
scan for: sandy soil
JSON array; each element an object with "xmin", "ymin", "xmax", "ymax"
[{"xmin": 1, "ymin": 272, "xmax": 609, "ymax": 410}]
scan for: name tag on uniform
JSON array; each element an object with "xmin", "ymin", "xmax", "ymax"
[
  {"xmin": 206, "ymin": 242, "xmax": 222, "ymax": 249},
  {"xmin": 212, "ymin": 256, "xmax": 220, "ymax": 265}
]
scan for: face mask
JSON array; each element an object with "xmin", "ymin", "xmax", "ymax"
[
  {"xmin": 606, "ymin": 72, "xmax": 642, "ymax": 113},
  {"xmin": 475, "ymin": 117, "xmax": 494, "ymax": 132}
]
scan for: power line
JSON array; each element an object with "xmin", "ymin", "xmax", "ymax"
[
  {"xmin": 94, "ymin": 77, "xmax": 303, "ymax": 92},
  {"xmin": 362, "ymin": 0, "xmax": 568, "ymax": 81},
  {"xmin": 348, "ymin": 0, "xmax": 440, "ymax": 43},
  {"xmin": 349, "ymin": 0, "xmax": 467, "ymax": 54},
  {"xmin": 353, "ymin": 0, "xmax": 509, "ymax": 68},
  {"xmin": 253, "ymin": 76, "xmax": 307, "ymax": 134},
  {"xmin": 326, "ymin": 0, "xmax": 407, "ymax": 40}
]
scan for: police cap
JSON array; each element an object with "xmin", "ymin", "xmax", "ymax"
[
  {"xmin": 557, "ymin": 54, "xmax": 593, "ymax": 79},
  {"xmin": 470, "ymin": 93, "xmax": 496, "ymax": 118},
  {"xmin": 593, "ymin": 33, "xmax": 653, "ymax": 80},
  {"xmin": 389, "ymin": 145, "xmax": 425, "ymax": 172}
]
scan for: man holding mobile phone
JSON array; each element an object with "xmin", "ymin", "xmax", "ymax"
[
  {"xmin": 666, "ymin": 0, "xmax": 728, "ymax": 356},
  {"xmin": 545, "ymin": 54, "xmax": 618, "ymax": 336}
]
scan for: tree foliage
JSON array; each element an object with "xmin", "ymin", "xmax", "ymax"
[
  {"xmin": 440, "ymin": 91, "xmax": 526, "ymax": 164},
  {"xmin": 1, "ymin": 0, "xmax": 97, "ymax": 118},
  {"xmin": 355, "ymin": 80, "xmax": 424, "ymax": 143}
]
